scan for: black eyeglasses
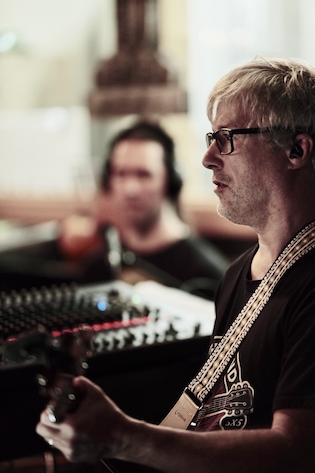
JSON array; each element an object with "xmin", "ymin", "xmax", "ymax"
[{"xmin": 205, "ymin": 127, "xmax": 271, "ymax": 155}]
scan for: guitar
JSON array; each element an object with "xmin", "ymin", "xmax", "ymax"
[
  {"xmin": 1, "ymin": 326, "xmax": 161, "ymax": 473},
  {"xmin": 1, "ymin": 324, "xmax": 92, "ymax": 421},
  {"xmin": 202, "ymin": 383, "xmax": 254, "ymax": 417}
]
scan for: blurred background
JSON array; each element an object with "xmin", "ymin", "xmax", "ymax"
[{"xmin": 0, "ymin": 0, "xmax": 314, "ymax": 274}]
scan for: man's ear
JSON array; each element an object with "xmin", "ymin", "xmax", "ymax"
[{"xmin": 287, "ymin": 134, "xmax": 314, "ymax": 169}]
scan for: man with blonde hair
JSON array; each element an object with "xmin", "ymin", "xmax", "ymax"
[{"xmin": 37, "ymin": 57, "xmax": 315, "ymax": 473}]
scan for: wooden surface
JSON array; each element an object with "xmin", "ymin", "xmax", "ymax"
[{"xmin": 0, "ymin": 196, "xmax": 257, "ymax": 241}]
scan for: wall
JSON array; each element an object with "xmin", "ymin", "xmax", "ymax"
[{"xmin": 0, "ymin": 0, "xmax": 315, "ymax": 239}]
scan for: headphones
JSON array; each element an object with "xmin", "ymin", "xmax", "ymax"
[
  {"xmin": 290, "ymin": 143, "xmax": 303, "ymax": 159},
  {"xmin": 101, "ymin": 121, "xmax": 183, "ymax": 202},
  {"xmin": 163, "ymin": 159, "xmax": 183, "ymax": 200}
]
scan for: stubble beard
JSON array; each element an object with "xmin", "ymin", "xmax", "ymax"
[
  {"xmin": 216, "ymin": 188, "xmax": 269, "ymax": 229},
  {"xmin": 126, "ymin": 207, "xmax": 161, "ymax": 234}
]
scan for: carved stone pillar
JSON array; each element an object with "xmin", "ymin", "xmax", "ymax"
[{"xmin": 89, "ymin": 0, "xmax": 187, "ymax": 116}]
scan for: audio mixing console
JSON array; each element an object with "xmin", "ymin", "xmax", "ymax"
[{"xmin": 0, "ymin": 280, "xmax": 215, "ymax": 462}]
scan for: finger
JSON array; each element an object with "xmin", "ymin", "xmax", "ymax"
[
  {"xmin": 72, "ymin": 376, "xmax": 110, "ymax": 407},
  {"xmin": 72, "ymin": 375, "xmax": 102, "ymax": 395},
  {"xmin": 36, "ymin": 419, "xmax": 60, "ymax": 439},
  {"xmin": 38, "ymin": 407, "xmax": 61, "ymax": 427}
]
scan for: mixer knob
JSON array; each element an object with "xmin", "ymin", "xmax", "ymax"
[
  {"xmin": 108, "ymin": 304, "xmax": 123, "ymax": 322},
  {"xmin": 128, "ymin": 306, "xmax": 140, "ymax": 319},
  {"xmin": 113, "ymin": 335, "xmax": 121, "ymax": 349},
  {"xmin": 92, "ymin": 339, "xmax": 101, "ymax": 350},
  {"xmin": 155, "ymin": 331, "xmax": 165, "ymax": 343},
  {"xmin": 123, "ymin": 331, "xmax": 136, "ymax": 347},
  {"xmin": 193, "ymin": 323, "xmax": 201, "ymax": 336},
  {"xmin": 107, "ymin": 289, "xmax": 119, "ymax": 303},
  {"xmin": 165, "ymin": 323, "xmax": 178, "ymax": 340}
]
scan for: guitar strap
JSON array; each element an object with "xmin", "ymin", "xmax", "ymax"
[{"xmin": 160, "ymin": 220, "xmax": 315, "ymax": 430}]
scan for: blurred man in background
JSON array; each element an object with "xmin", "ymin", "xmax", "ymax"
[{"xmin": 60, "ymin": 120, "xmax": 228, "ymax": 299}]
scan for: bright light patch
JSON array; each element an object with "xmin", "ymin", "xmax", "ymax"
[
  {"xmin": 97, "ymin": 300, "xmax": 107, "ymax": 311},
  {"xmin": 131, "ymin": 294, "xmax": 142, "ymax": 305}
]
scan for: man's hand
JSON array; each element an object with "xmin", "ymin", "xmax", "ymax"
[{"xmin": 36, "ymin": 376, "xmax": 130, "ymax": 463}]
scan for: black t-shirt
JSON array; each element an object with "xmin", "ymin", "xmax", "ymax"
[
  {"xmin": 82, "ymin": 235, "xmax": 228, "ymax": 300},
  {"xmin": 124, "ymin": 236, "xmax": 228, "ymax": 285},
  {"xmin": 195, "ymin": 244, "xmax": 315, "ymax": 431}
]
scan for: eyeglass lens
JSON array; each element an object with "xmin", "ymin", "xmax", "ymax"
[
  {"xmin": 216, "ymin": 130, "xmax": 231, "ymax": 153},
  {"xmin": 206, "ymin": 130, "xmax": 232, "ymax": 154}
]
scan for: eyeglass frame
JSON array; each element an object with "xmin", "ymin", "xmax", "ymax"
[{"xmin": 205, "ymin": 127, "xmax": 271, "ymax": 155}]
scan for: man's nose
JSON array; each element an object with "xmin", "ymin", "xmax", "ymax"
[
  {"xmin": 124, "ymin": 177, "xmax": 142, "ymax": 194},
  {"xmin": 202, "ymin": 144, "xmax": 222, "ymax": 170}
]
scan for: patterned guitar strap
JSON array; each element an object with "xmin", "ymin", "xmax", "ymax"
[{"xmin": 160, "ymin": 220, "xmax": 315, "ymax": 430}]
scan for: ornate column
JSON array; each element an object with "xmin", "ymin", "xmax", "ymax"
[{"xmin": 89, "ymin": 0, "xmax": 187, "ymax": 116}]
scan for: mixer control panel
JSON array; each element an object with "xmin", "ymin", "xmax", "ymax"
[{"xmin": 0, "ymin": 281, "xmax": 215, "ymax": 361}]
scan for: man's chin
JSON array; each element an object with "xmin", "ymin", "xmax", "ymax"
[
  {"xmin": 217, "ymin": 203, "xmax": 246, "ymax": 226},
  {"xmin": 122, "ymin": 206, "xmax": 143, "ymax": 218},
  {"xmin": 125, "ymin": 211, "xmax": 148, "ymax": 225}
]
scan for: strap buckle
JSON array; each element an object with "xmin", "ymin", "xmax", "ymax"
[{"xmin": 160, "ymin": 389, "xmax": 201, "ymax": 430}]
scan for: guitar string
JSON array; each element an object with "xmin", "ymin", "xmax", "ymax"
[{"xmin": 100, "ymin": 459, "xmax": 121, "ymax": 473}]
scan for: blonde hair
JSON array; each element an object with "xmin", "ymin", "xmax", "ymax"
[{"xmin": 207, "ymin": 56, "xmax": 315, "ymax": 148}]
